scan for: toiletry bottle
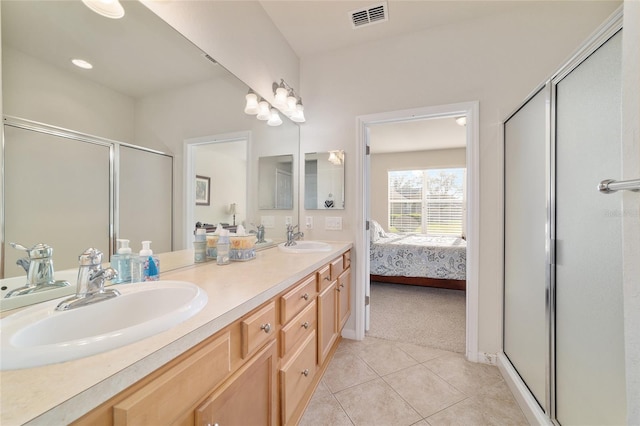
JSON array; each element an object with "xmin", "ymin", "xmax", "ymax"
[
  {"xmin": 217, "ymin": 229, "xmax": 230, "ymax": 265},
  {"xmin": 194, "ymin": 228, "xmax": 207, "ymax": 263},
  {"xmin": 111, "ymin": 239, "xmax": 132, "ymax": 284},
  {"xmin": 132, "ymin": 241, "xmax": 160, "ymax": 282}
]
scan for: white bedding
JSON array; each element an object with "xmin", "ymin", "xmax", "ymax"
[{"xmin": 370, "ymin": 233, "xmax": 466, "ymax": 281}]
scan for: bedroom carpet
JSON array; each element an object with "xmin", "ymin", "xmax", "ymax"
[{"xmin": 367, "ymin": 281, "xmax": 466, "ymax": 353}]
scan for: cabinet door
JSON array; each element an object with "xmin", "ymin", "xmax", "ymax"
[
  {"xmin": 196, "ymin": 340, "xmax": 277, "ymax": 426},
  {"xmin": 317, "ymin": 281, "xmax": 338, "ymax": 365},
  {"xmin": 337, "ymin": 268, "xmax": 351, "ymax": 331}
]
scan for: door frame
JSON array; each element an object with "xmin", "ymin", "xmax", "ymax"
[{"xmin": 354, "ymin": 101, "xmax": 480, "ymax": 362}]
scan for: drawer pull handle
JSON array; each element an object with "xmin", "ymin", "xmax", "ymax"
[
  {"xmin": 302, "ymin": 321, "xmax": 310, "ymax": 329},
  {"xmin": 260, "ymin": 323, "xmax": 272, "ymax": 333},
  {"xmin": 337, "ymin": 287, "xmax": 341, "ymax": 292},
  {"xmin": 323, "ymin": 275, "xmax": 330, "ymax": 281},
  {"xmin": 301, "ymin": 293, "xmax": 310, "ymax": 301},
  {"xmin": 302, "ymin": 369, "xmax": 310, "ymax": 377},
  {"xmin": 340, "ymin": 284, "xmax": 345, "ymax": 288}
]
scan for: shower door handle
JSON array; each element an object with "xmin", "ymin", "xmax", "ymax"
[{"xmin": 597, "ymin": 178, "xmax": 640, "ymax": 194}]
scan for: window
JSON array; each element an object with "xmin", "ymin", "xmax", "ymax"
[{"xmin": 388, "ymin": 168, "xmax": 465, "ymax": 236}]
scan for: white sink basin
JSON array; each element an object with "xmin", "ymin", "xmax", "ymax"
[
  {"xmin": 278, "ymin": 241, "xmax": 332, "ymax": 253},
  {"xmin": 0, "ymin": 281, "xmax": 208, "ymax": 370}
]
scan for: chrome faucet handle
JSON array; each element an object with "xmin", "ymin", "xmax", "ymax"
[
  {"xmin": 10, "ymin": 242, "xmax": 55, "ymax": 286},
  {"xmin": 10, "ymin": 242, "xmax": 53, "ymax": 259}
]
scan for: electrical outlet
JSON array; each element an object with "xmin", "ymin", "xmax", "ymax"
[
  {"xmin": 285, "ymin": 216, "xmax": 292, "ymax": 226},
  {"xmin": 305, "ymin": 216, "xmax": 313, "ymax": 229},
  {"xmin": 325, "ymin": 217, "xmax": 342, "ymax": 231},
  {"xmin": 261, "ymin": 216, "xmax": 275, "ymax": 229}
]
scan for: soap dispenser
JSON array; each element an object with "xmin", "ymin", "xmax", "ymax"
[
  {"xmin": 111, "ymin": 239, "xmax": 132, "ymax": 284},
  {"xmin": 132, "ymin": 241, "xmax": 160, "ymax": 282}
]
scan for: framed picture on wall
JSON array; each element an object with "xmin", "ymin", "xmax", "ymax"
[{"xmin": 195, "ymin": 175, "xmax": 210, "ymax": 206}]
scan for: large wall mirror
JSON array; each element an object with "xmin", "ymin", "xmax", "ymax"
[
  {"xmin": 304, "ymin": 151, "xmax": 345, "ymax": 209},
  {"xmin": 258, "ymin": 155, "xmax": 294, "ymax": 210},
  {"xmin": 1, "ymin": 0, "xmax": 299, "ymax": 309}
]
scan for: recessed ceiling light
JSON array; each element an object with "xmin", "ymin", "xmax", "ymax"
[
  {"xmin": 81, "ymin": 0, "xmax": 125, "ymax": 19},
  {"xmin": 71, "ymin": 59, "xmax": 93, "ymax": 70}
]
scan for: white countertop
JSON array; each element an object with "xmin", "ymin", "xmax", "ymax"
[{"xmin": 0, "ymin": 242, "xmax": 352, "ymax": 426}]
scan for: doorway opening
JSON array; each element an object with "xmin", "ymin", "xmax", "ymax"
[
  {"xmin": 355, "ymin": 101, "xmax": 480, "ymax": 361},
  {"xmin": 184, "ymin": 131, "xmax": 250, "ymax": 248}
]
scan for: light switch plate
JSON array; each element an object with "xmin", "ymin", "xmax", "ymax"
[
  {"xmin": 261, "ymin": 216, "xmax": 275, "ymax": 229},
  {"xmin": 325, "ymin": 217, "xmax": 342, "ymax": 231},
  {"xmin": 305, "ymin": 216, "xmax": 313, "ymax": 229},
  {"xmin": 285, "ymin": 216, "xmax": 292, "ymax": 226}
]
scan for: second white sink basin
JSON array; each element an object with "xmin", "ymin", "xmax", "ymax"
[
  {"xmin": 0, "ymin": 281, "xmax": 208, "ymax": 370},
  {"xmin": 278, "ymin": 241, "xmax": 332, "ymax": 253}
]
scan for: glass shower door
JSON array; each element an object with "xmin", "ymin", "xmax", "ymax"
[{"xmin": 554, "ymin": 30, "xmax": 626, "ymax": 425}]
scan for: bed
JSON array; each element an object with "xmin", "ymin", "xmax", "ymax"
[{"xmin": 369, "ymin": 221, "xmax": 466, "ymax": 291}]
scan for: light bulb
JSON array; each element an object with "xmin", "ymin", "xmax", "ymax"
[
  {"xmin": 274, "ymin": 83, "xmax": 288, "ymax": 109},
  {"xmin": 244, "ymin": 91, "xmax": 259, "ymax": 115},
  {"xmin": 256, "ymin": 100, "xmax": 271, "ymax": 120},
  {"xmin": 267, "ymin": 109, "xmax": 283, "ymax": 126}
]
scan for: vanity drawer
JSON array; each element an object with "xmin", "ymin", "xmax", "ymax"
[
  {"xmin": 343, "ymin": 250, "xmax": 351, "ymax": 269},
  {"xmin": 330, "ymin": 256, "xmax": 344, "ymax": 281},
  {"xmin": 280, "ymin": 300, "xmax": 316, "ymax": 359},
  {"xmin": 317, "ymin": 264, "xmax": 332, "ymax": 292},
  {"xmin": 280, "ymin": 331, "xmax": 317, "ymax": 425},
  {"xmin": 280, "ymin": 274, "xmax": 316, "ymax": 324},
  {"xmin": 112, "ymin": 331, "xmax": 231, "ymax": 426},
  {"xmin": 242, "ymin": 300, "xmax": 277, "ymax": 358}
]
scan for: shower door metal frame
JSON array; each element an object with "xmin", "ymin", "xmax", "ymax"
[{"xmin": 501, "ymin": 7, "xmax": 623, "ymax": 426}]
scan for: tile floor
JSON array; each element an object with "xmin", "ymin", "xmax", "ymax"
[{"xmin": 300, "ymin": 337, "xmax": 529, "ymax": 426}]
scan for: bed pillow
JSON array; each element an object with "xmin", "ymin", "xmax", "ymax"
[{"xmin": 370, "ymin": 220, "xmax": 387, "ymax": 242}]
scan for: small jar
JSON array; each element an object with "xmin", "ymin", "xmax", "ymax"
[{"xmin": 194, "ymin": 240, "xmax": 207, "ymax": 263}]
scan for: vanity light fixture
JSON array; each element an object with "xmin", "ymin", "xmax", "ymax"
[
  {"xmin": 244, "ymin": 89, "xmax": 259, "ymax": 115},
  {"xmin": 272, "ymin": 79, "xmax": 306, "ymax": 123},
  {"xmin": 71, "ymin": 58, "xmax": 93, "ymax": 69},
  {"xmin": 81, "ymin": 0, "xmax": 125, "ymax": 19},
  {"xmin": 244, "ymin": 80, "xmax": 306, "ymax": 125}
]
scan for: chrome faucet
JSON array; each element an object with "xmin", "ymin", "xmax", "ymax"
[
  {"xmin": 285, "ymin": 224, "xmax": 304, "ymax": 247},
  {"xmin": 5, "ymin": 243, "xmax": 71, "ymax": 298},
  {"xmin": 56, "ymin": 248, "xmax": 119, "ymax": 311},
  {"xmin": 256, "ymin": 224, "xmax": 266, "ymax": 243}
]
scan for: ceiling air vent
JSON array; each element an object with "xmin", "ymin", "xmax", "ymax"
[{"xmin": 349, "ymin": 2, "xmax": 388, "ymax": 29}]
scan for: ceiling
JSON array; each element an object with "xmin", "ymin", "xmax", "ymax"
[
  {"xmin": 369, "ymin": 116, "xmax": 467, "ymax": 154},
  {"xmin": 1, "ymin": 0, "xmax": 228, "ymax": 98},
  {"xmin": 259, "ymin": 0, "xmax": 527, "ymax": 58}
]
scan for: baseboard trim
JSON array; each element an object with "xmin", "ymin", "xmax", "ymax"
[{"xmin": 497, "ymin": 353, "xmax": 552, "ymax": 426}]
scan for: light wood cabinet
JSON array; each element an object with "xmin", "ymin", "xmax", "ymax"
[
  {"xmin": 338, "ymin": 267, "xmax": 351, "ymax": 331},
  {"xmin": 317, "ymin": 280, "xmax": 338, "ymax": 365},
  {"xmin": 195, "ymin": 340, "xmax": 277, "ymax": 426},
  {"xmin": 73, "ymin": 249, "xmax": 351, "ymax": 426}
]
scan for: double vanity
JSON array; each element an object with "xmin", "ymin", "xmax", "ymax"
[{"xmin": 0, "ymin": 242, "xmax": 352, "ymax": 425}]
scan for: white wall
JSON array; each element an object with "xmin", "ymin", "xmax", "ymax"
[
  {"xmin": 2, "ymin": 46, "xmax": 135, "ymax": 142},
  {"xmin": 299, "ymin": 1, "xmax": 620, "ymax": 354},
  {"xmin": 141, "ymin": 0, "xmax": 299, "ymax": 105},
  {"xmin": 370, "ymin": 148, "xmax": 466, "ymax": 229},
  {"xmin": 194, "ymin": 141, "xmax": 247, "ymax": 227}
]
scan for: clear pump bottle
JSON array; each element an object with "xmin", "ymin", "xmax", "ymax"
[
  {"xmin": 111, "ymin": 239, "xmax": 132, "ymax": 284},
  {"xmin": 132, "ymin": 241, "xmax": 160, "ymax": 282}
]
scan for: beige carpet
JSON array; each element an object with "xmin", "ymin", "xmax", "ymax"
[{"xmin": 366, "ymin": 281, "xmax": 466, "ymax": 353}]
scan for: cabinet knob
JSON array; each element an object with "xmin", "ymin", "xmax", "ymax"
[
  {"xmin": 301, "ymin": 293, "xmax": 309, "ymax": 301},
  {"xmin": 302, "ymin": 321, "xmax": 310, "ymax": 329},
  {"xmin": 302, "ymin": 369, "xmax": 310, "ymax": 377},
  {"xmin": 260, "ymin": 323, "xmax": 271, "ymax": 333}
]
